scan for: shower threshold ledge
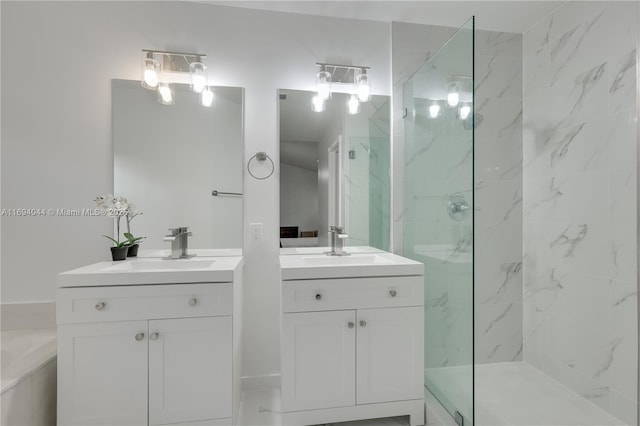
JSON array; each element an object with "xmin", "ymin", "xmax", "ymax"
[{"xmin": 425, "ymin": 362, "xmax": 629, "ymax": 426}]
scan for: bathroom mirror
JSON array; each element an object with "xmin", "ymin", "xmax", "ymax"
[
  {"xmin": 278, "ymin": 89, "xmax": 390, "ymax": 252},
  {"xmin": 112, "ymin": 80, "xmax": 243, "ymax": 251}
]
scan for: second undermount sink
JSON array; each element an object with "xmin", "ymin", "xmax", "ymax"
[
  {"xmin": 280, "ymin": 252, "xmax": 423, "ymax": 280},
  {"xmin": 104, "ymin": 258, "xmax": 216, "ymax": 272}
]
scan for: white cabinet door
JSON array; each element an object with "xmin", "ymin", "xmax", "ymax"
[
  {"xmin": 58, "ymin": 321, "xmax": 148, "ymax": 426},
  {"xmin": 282, "ymin": 310, "xmax": 356, "ymax": 412},
  {"xmin": 148, "ymin": 316, "xmax": 232, "ymax": 425},
  {"xmin": 356, "ymin": 307, "xmax": 424, "ymax": 404}
]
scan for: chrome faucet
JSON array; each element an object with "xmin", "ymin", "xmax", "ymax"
[
  {"xmin": 325, "ymin": 226, "xmax": 349, "ymax": 256},
  {"xmin": 163, "ymin": 227, "xmax": 193, "ymax": 259}
]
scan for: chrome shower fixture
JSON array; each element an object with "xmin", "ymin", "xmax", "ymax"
[{"xmin": 141, "ymin": 49, "xmax": 214, "ymax": 107}]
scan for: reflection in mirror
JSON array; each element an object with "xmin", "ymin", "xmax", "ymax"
[
  {"xmin": 278, "ymin": 89, "xmax": 390, "ymax": 253},
  {"xmin": 112, "ymin": 80, "xmax": 243, "ymax": 251}
]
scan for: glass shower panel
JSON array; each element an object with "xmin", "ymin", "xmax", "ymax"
[
  {"xmin": 345, "ymin": 97, "xmax": 391, "ymax": 251},
  {"xmin": 402, "ymin": 18, "xmax": 475, "ymax": 424}
]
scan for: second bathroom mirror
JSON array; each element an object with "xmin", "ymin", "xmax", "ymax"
[
  {"xmin": 278, "ymin": 89, "xmax": 390, "ymax": 253},
  {"xmin": 113, "ymin": 80, "xmax": 244, "ymax": 253}
]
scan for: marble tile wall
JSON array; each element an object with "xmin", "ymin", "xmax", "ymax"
[
  {"xmin": 474, "ymin": 30, "xmax": 524, "ymax": 364},
  {"xmin": 522, "ymin": 2, "xmax": 638, "ymax": 424},
  {"xmin": 393, "ymin": 22, "xmax": 524, "ymax": 366}
]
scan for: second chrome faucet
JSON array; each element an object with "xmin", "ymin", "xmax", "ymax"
[{"xmin": 325, "ymin": 226, "xmax": 349, "ymax": 256}]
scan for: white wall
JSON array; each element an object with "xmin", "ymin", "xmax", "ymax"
[
  {"xmin": 1, "ymin": 1, "xmax": 390, "ymax": 382},
  {"xmin": 279, "ymin": 163, "xmax": 319, "ymax": 234}
]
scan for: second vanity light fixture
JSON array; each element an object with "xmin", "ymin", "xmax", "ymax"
[
  {"xmin": 313, "ymin": 63, "xmax": 371, "ymax": 114},
  {"xmin": 141, "ymin": 49, "xmax": 214, "ymax": 107}
]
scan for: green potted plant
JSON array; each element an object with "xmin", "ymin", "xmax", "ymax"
[
  {"xmin": 124, "ymin": 202, "xmax": 145, "ymax": 257},
  {"xmin": 95, "ymin": 194, "xmax": 130, "ymax": 261}
]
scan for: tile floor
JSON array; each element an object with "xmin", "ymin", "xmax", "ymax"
[
  {"xmin": 239, "ymin": 362, "xmax": 631, "ymax": 426},
  {"xmin": 237, "ymin": 388, "xmax": 410, "ymax": 426}
]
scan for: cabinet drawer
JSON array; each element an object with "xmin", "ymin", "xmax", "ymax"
[
  {"xmin": 57, "ymin": 283, "xmax": 232, "ymax": 324},
  {"xmin": 282, "ymin": 276, "xmax": 423, "ymax": 313}
]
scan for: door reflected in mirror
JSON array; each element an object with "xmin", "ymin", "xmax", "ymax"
[
  {"xmin": 113, "ymin": 80, "xmax": 243, "ymax": 251},
  {"xmin": 278, "ymin": 89, "xmax": 390, "ymax": 253}
]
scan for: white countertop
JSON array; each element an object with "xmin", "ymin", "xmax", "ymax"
[
  {"xmin": 58, "ymin": 256, "xmax": 244, "ymax": 288},
  {"xmin": 279, "ymin": 251, "xmax": 423, "ymax": 280}
]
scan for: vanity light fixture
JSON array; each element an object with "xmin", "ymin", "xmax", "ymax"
[
  {"xmin": 189, "ymin": 62, "xmax": 207, "ymax": 94},
  {"xmin": 141, "ymin": 54, "xmax": 160, "ymax": 89},
  {"xmin": 429, "ymin": 102, "xmax": 441, "ymax": 119},
  {"xmin": 355, "ymin": 69, "xmax": 371, "ymax": 102},
  {"xmin": 316, "ymin": 66, "xmax": 332, "ymax": 101},
  {"xmin": 157, "ymin": 83, "xmax": 174, "ymax": 105},
  {"xmin": 447, "ymin": 81, "xmax": 461, "ymax": 107},
  {"xmin": 313, "ymin": 63, "xmax": 372, "ymax": 112},
  {"xmin": 447, "ymin": 91, "xmax": 460, "ymax": 107},
  {"xmin": 141, "ymin": 49, "xmax": 210, "ymax": 106},
  {"xmin": 458, "ymin": 103, "xmax": 471, "ymax": 120},
  {"xmin": 311, "ymin": 94, "xmax": 326, "ymax": 112},
  {"xmin": 201, "ymin": 87, "xmax": 215, "ymax": 107},
  {"xmin": 347, "ymin": 94, "xmax": 360, "ymax": 115}
]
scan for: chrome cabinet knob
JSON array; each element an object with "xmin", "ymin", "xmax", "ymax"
[
  {"xmin": 359, "ymin": 320, "xmax": 367, "ymax": 327},
  {"xmin": 389, "ymin": 289, "xmax": 397, "ymax": 297},
  {"xmin": 135, "ymin": 332, "xmax": 145, "ymax": 341},
  {"xmin": 149, "ymin": 332, "xmax": 159, "ymax": 341},
  {"xmin": 348, "ymin": 322, "xmax": 355, "ymax": 329},
  {"xmin": 188, "ymin": 298, "xmax": 198, "ymax": 307},
  {"xmin": 95, "ymin": 302, "xmax": 106, "ymax": 311},
  {"xmin": 315, "ymin": 293, "xmax": 322, "ymax": 301}
]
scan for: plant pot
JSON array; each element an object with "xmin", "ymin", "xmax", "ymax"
[
  {"xmin": 127, "ymin": 243, "xmax": 139, "ymax": 257},
  {"xmin": 110, "ymin": 246, "xmax": 128, "ymax": 261}
]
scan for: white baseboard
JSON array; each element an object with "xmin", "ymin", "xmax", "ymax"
[{"xmin": 241, "ymin": 373, "xmax": 280, "ymax": 391}]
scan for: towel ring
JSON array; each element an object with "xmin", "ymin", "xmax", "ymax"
[{"xmin": 247, "ymin": 151, "xmax": 274, "ymax": 180}]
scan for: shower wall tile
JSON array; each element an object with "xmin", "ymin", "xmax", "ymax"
[
  {"xmin": 474, "ymin": 30, "xmax": 524, "ymax": 364},
  {"xmin": 523, "ymin": 2, "xmax": 638, "ymax": 423},
  {"xmin": 475, "ymin": 302, "xmax": 523, "ymax": 363},
  {"xmin": 475, "ymin": 55, "xmax": 523, "ymax": 100},
  {"xmin": 475, "ymin": 30, "xmax": 523, "ymax": 58}
]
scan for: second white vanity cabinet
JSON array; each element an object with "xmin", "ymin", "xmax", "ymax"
[
  {"xmin": 56, "ymin": 258, "xmax": 243, "ymax": 426},
  {"xmin": 279, "ymin": 254, "xmax": 425, "ymax": 426}
]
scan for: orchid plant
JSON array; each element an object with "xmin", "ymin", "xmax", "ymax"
[{"xmin": 94, "ymin": 195, "xmax": 145, "ymax": 247}]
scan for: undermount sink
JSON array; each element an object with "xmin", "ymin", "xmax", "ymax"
[
  {"xmin": 58, "ymin": 256, "xmax": 243, "ymax": 288},
  {"xmin": 301, "ymin": 255, "xmax": 392, "ymax": 266},
  {"xmin": 280, "ymin": 251, "xmax": 423, "ymax": 280},
  {"xmin": 104, "ymin": 258, "xmax": 216, "ymax": 272}
]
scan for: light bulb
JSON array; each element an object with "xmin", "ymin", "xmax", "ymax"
[
  {"xmin": 201, "ymin": 87, "xmax": 214, "ymax": 107},
  {"xmin": 141, "ymin": 57, "xmax": 160, "ymax": 89},
  {"xmin": 311, "ymin": 95, "xmax": 325, "ymax": 112},
  {"xmin": 190, "ymin": 62, "xmax": 207, "ymax": 94},
  {"xmin": 429, "ymin": 103, "xmax": 440, "ymax": 118},
  {"xmin": 459, "ymin": 104, "xmax": 471, "ymax": 120},
  {"xmin": 347, "ymin": 94, "xmax": 360, "ymax": 115},
  {"xmin": 157, "ymin": 83, "xmax": 174, "ymax": 105},
  {"xmin": 447, "ymin": 92, "xmax": 460, "ymax": 107},
  {"xmin": 356, "ymin": 70, "xmax": 371, "ymax": 102},
  {"xmin": 316, "ymin": 70, "xmax": 332, "ymax": 101}
]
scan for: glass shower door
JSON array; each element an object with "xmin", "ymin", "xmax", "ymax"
[{"xmin": 402, "ymin": 18, "xmax": 475, "ymax": 425}]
